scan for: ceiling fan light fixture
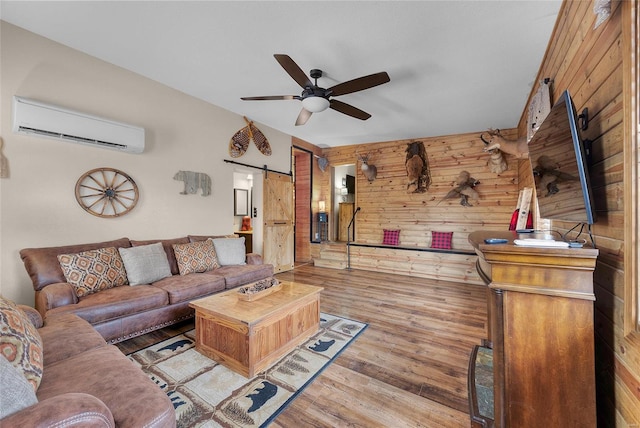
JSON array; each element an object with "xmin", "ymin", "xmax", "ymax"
[{"xmin": 301, "ymin": 96, "xmax": 330, "ymax": 113}]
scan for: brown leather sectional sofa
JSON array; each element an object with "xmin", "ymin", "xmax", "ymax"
[
  {"xmin": 20, "ymin": 235, "xmax": 274, "ymax": 344},
  {"xmin": 3, "ymin": 306, "xmax": 176, "ymax": 427}
]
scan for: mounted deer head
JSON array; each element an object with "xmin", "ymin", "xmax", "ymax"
[
  {"xmin": 480, "ymin": 128, "xmax": 529, "ymax": 159},
  {"xmin": 357, "ymin": 152, "xmax": 377, "ymax": 182}
]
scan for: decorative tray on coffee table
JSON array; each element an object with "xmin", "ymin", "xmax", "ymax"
[{"xmin": 237, "ymin": 277, "xmax": 282, "ymax": 301}]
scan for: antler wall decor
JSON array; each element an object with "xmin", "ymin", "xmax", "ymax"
[
  {"xmin": 486, "ymin": 148, "xmax": 508, "ymax": 174},
  {"xmin": 480, "ymin": 128, "xmax": 529, "ymax": 159},
  {"xmin": 357, "ymin": 152, "xmax": 377, "ymax": 182}
]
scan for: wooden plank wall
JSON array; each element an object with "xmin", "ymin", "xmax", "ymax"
[
  {"xmin": 292, "ymin": 138, "xmax": 325, "ymax": 262},
  {"xmin": 293, "ymin": 149, "xmax": 312, "ymax": 262},
  {"xmin": 310, "ymin": 130, "xmax": 522, "ymax": 283},
  {"xmin": 296, "ymin": 0, "xmax": 636, "ymax": 422},
  {"xmin": 514, "ymin": 1, "xmax": 638, "ymax": 425},
  {"xmin": 348, "ymin": 246, "xmax": 483, "ymax": 285},
  {"xmin": 322, "ymin": 129, "xmax": 521, "ymax": 252}
]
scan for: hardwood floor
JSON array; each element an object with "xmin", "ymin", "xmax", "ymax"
[{"xmin": 116, "ymin": 264, "xmax": 488, "ymax": 427}]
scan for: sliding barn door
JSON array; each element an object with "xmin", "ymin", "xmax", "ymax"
[{"xmin": 263, "ymin": 172, "xmax": 294, "ymax": 272}]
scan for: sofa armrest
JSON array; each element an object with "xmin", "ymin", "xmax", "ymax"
[
  {"xmin": 2, "ymin": 393, "xmax": 114, "ymax": 427},
  {"xmin": 246, "ymin": 252, "xmax": 263, "ymax": 265},
  {"xmin": 35, "ymin": 282, "xmax": 78, "ymax": 316},
  {"xmin": 17, "ymin": 304, "xmax": 43, "ymax": 328}
]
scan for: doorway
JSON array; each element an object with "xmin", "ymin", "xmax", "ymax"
[
  {"xmin": 333, "ymin": 164, "xmax": 356, "ymax": 242},
  {"xmin": 233, "ymin": 170, "xmax": 262, "ymax": 255}
]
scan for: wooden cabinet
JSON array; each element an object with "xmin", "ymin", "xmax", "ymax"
[
  {"xmin": 338, "ymin": 203, "xmax": 354, "ymax": 241},
  {"xmin": 236, "ymin": 231, "xmax": 252, "ymax": 253},
  {"xmin": 467, "ymin": 231, "xmax": 598, "ymax": 428}
]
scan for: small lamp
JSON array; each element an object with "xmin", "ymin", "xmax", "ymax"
[{"xmin": 318, "ymin": 200, "xmax": 326, "ymax": 212}]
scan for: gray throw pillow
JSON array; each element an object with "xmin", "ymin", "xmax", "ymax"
[
  {"xmin": 0, "ymin": 355, "xmax": 38, "ymax": 418},
  {"xmin": 212, "ymin": 237, "xmax": 246, "ymax": 266},
  {"xmin": 118, "ymin": 242, "xmax": 172, "ymax": 285}
]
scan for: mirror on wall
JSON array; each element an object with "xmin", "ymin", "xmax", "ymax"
[{"xmin": 234, "ymin": 188, "xmax": 248, "ymax": 216}]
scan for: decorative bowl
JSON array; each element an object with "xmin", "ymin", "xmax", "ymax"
[{"xmin": 237, "ymin": 278, "xmax": 282, "ymax": 301}]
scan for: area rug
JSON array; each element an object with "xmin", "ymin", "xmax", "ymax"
[{"xmin": 127, "ymin": 313, "xmax": 367, "ymax": 428}]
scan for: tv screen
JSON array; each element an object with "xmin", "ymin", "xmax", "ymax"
[
  {"xmin": 527, "ymin": 90, "xmax": 596, "ymax": 225},
  {"xmin": 346, "ymin": 175, "xmax": 355, "ymax": 194}
]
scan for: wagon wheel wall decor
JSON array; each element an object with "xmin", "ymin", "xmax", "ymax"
[{"xmin": 75, "ymin": 168, "xmax": 139, "ymax": 217}]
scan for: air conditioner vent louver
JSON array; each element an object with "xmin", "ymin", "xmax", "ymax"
[
  {"xmin": 12, "ymin": 96, "xmax": 145, "ymax": 154},
  {"xmin": 18, "ymin": 126, "xmax": 128, "ymax": 149}
]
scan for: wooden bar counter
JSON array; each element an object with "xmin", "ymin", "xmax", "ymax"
[{"xmin": 467, "ymin": 231, "xmax": 598, "ymax": 428}]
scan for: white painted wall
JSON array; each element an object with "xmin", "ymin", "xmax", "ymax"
[{"xmin": 0, "ymin": 22, "xmax": 291, "ymax": 304}]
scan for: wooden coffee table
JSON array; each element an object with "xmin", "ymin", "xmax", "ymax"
[{"xmin": 189, "ymin": 281, "xmax": 323, "ymax": 377}]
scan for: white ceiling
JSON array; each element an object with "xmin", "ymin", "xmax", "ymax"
[{"xmin": 1, "ymin": 1, "xmax": 562, "ymax": 148}]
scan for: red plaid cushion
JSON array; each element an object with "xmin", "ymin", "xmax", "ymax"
[
  {"xmin": 431, "ymin": 231, "xmax": 453, "ymax": 249},
  {"xmin": 382, "ymin": 229, "xmax": 401, "ymax": 246}
]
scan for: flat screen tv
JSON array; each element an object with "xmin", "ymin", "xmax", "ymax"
[
  {"xmin": 527, "ymin": 90, "xmax": 596, "ymax": 225},
  {"xmin": 346, "ymin": 174, "xmax": 355, "ymax": 194}
]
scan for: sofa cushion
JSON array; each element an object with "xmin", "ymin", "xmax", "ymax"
[
  {"xmin": 36, "ymin": 345, "xmax": 175, "ymax": 427},
  {"xmin": 0, "ymin": 296, "xmax": 44, "ymax": 391},
  {"xmin": 20, "ymin": 238, "xmax": 132, "ymax": 292},
  {"xmin": 38, "ymin": 313, "xmax": 106, "ymax": 365},
  {"xmin": 431, "ymin": 231, "xmax": 454, "ymax": 250},
  {"xmin": 382, "ymin": 229, "xmax": 401, "ymax": 246},
  {"xmin": 131, "ymin": 237, "xmax": 189, "ymax": 276},
  {"xmin": 17, "ymin": 305, "xmax": 43, "ymax": 329},
  {"xmin": 188, "ymin": 234, "xmax": 238, "ymax": 243},
  {"xmin": 118, "ymin": 242, "xmax": 172, "ymax": 285},
  {"xmin": 152, "ymin": 273, "xmax": 226, "ymax": 304},
  {"xmin": 173, "ymin": 238, "xmax": 220, "ymax": 275},
  {"xmin": 44, "ymin": 285, "xmax": 169, "ymax": 325},
  {"xmin": 0, "ymin": 355, "xmax": 38, "ymax": 418},
  {"xmin": 212, "ymin": 237, "xmax": 246, "ymax": 266},
  {"xmin": 2, "ymin": 393, "xmax": 115, "ymax": 428},
  {"xmin": 212, "ymin": 264, "xmax": 274, "ymax": 289},
  {"xmin": 57, "ymin": 247, "xmax": 128, "ymax": 297}
]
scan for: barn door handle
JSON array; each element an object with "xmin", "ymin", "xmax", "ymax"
[{"xmin": 273, "ymin": 221, "xmax": 287, "ymax": 225}]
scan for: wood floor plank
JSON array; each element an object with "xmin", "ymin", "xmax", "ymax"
[
  {"xmin": 274, "ymin": 265, "xmax": 487, "ymax": 425},
  {"xmin": 116, "ymin": 264, "xmax": 488, "ymax": 427}
]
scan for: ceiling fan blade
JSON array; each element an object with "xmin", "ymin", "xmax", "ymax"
[
  {"xmin": 329, "ymin": 99, "xmax": 371, "ymax": 120},
  {"xmin": 328, "ymin": 72, "xmax": 390, "ymax": 97},
  {"xmin": 241, "ymin": 95, "xmax": 296, "ymax": 101},
  {"xmin": 274, "ymin": 54, "xmax": 312, "ymax": 88},
  {"xmin": 295, "ymin": 108, "xmax": 313, "ymax": 126}
]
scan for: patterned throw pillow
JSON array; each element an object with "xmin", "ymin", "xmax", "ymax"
[
  {"xmin": 0, "ymin": 296, "xmax": 44, "ymax": 391},
  {"xmin": 382, "ymin": 229, "xmax": 401, "ymax": 246},
  {"xmin": 172, "ymin": 238, "xmax": 220, "ymax": 275},
  {"xmin": 57, "ymin": 247, "xmax": 128, "ymax": 297},
  {"xmin": 431, "ymin": 231, "xmax": 454, "ymax": 250}
]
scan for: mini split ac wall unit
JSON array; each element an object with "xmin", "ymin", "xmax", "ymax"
[{"xmin": 12, "ymin": 96, "xmax": 145, "ymax": 154}]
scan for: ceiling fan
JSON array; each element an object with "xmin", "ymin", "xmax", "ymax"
[{"xmin": 241, "ymin": 54, "xmax": 390, "ymax": 126}]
